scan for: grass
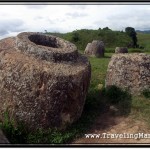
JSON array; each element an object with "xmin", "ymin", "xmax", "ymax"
[
  {"xmin": 142, "ymin": 89, "xmax": 150, "ymax": 99},
  {"xmin": 132, "ymin": 95, "xmax": 150, "ymax": 125},
  {"xmin": 88, "ymin": 53, "xmax": 112, "ymax": 86},
  {"xmin": 105, "ymin": 32, "xmax": 150, "ymax": 53},
  {"xmin": 137, "ymin": 33, "xmax": 150, "ymax": 52},
  {"xmin": 105, "ymin": 47, "xmax": 149, "ymax": 53},
  {"xmin": 0, "ymin": 112, "xmax": 28, "ymax": 144},
  {"xmin": 102, "ymin": 85, "xmax": 132, "ymax": 116},
  {"xmin": 1, "ymin": 52, "xmax": 150, "ymax": 144}
]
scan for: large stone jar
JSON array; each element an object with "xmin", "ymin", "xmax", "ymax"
[
  {"xmin": 0, "ymin": 32, "xmax": 91, "ymax": 131},
  {"xmin": 84, "ymin": 40, "xmax": 105, "ymax": 58},
  {"xmin": 105, "ymin": 53, "xmax": 150, "ymax": 95}
]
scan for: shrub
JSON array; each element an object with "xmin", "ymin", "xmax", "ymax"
[
  {"xmin": 142, "ymin": 89, "xmax": 150, "ymax": 98},
  {"xmin": 102, "ymin": 85, "xmax": 132, "ymax": 116},
  {"xmin": 0, "ymin": 112, "xmax": 28, "ymax": 143}
]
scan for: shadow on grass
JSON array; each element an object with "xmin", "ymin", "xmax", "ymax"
[
  {"xmin": 69, "ymin": 85, "xmax": 132, "ymax": 142},
  {"xmin": 87, "ymin": 85, "xmax": 132, "ymax": 131},
  {"xmin": 142, "ymin": 89, "xmax": 150, "ymax": 99},
  {"xmin": 102, "ymin": 85, "xmax": 132, "ymax": 116},
  {"xmin": 104, "ymin": 55, "xmax": 111, "ymax": 58}
]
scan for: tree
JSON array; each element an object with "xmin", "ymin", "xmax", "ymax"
[
  {"xmin": 103, "ymin": 27, "xmax": 112, "ymax": 31},
  {"xmin": 125, "ymin": 27, "xmax": 138, "ymax": 48},
  {"xmin": 71, "ymin": 32, "xmax": 80, "ymax": 42}
]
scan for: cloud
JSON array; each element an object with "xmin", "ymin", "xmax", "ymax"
[
  {"xmin": 25, "ymin": 5, "xmax": 48, "ymax": 9},
  {"xmin": 0, "ymin": 19, "xmax": 26, "ymax": 39},
  {"xmin": 1, "ymin": 5, "xmax": 150, "ymax": 39},
  {"xmin": 68, "ymin": 5, "xmax": 87, "ymax": 10},
  {"xmin": 34, "ymin": 16, "xmax": 56, "ymax": 24},
  {"xmin": 92, "ymin": 5, "xmax": 150, "ymax": 31},
  {"xmin": 66, "ymin": 12, "xmax": 88, "ymax": 18},
  {"xmin": 34, "ymin": 16, "xmax": 45, "ymax": 20},
  {"xmin": 0, "ymin": 29, "xmax": 8, "ymax": 36}
]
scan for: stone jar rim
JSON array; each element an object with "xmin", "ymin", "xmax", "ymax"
[{"xmin": 16, "ymin": 32, "xmax": 78, "ymax": 62}]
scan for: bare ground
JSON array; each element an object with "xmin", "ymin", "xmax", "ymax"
[{"xmin": 72, "ymin": 106, "xmax": 150, "ymax": 145}]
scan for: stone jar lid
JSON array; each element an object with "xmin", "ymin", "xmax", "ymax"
[{"xmin": 16, "ymin": 32, "xmax": 78, "ymax": 62}]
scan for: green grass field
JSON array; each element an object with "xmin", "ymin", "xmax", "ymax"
[
  {"xmin": 137, "ymin": 32, "xmax": 150, "ymax": 51},
  {"xmin": 103, "ymin": 33, "xmax": 150, "ymax": 53}
]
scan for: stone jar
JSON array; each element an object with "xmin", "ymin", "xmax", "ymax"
[
  {"xmin": 105, "ymin": 53, "xmax": 150, "ymax": 95},
  {"xmin": 115, "ymin": 47, "xmax": 128, "ymax": 54},
  {"xmin": 84, "ymin": 40, "xmax": 105, "ymax": 58},
  {"xmin": 0, "ymin": 32, "xmax": 91, "ymax": 131}
]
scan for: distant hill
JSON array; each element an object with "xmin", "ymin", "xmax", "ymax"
[
  {"xmin": 136, "ymin": 30, "xmax": 150, "ymax": 34},
  {"xmin": 47, "ymin": 28, "xmax": 132, "ymax": 52}
]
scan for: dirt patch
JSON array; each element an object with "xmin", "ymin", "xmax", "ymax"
[{"xmin": 72, "ymin": 107, "xmax": 150, "ymax": 144}]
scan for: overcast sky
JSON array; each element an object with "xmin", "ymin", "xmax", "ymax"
[{"xmin": 0, "ymin": 4, "xmax": 150, "ymax": 39}]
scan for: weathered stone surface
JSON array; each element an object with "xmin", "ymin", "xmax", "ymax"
[
  {"xmin": 84, "ymin": 43, "xmax": 92, "ymax": 55},
  {"xmin": 105, "ymin": 53, "xmax": 150, "ymax": 95},
  {"xmin": 115, "ymin": 47, "xmax": 128, "ymax": 54},
  {"xmin": 84, "ymin": 40, "xmax": 105, "ymax": 57},
  {"xmin": 0, "ymin": 130, "xmax": 9, "ymax": 144},
  {"xmin": 0, "ymin": 37, "xmax": 16, "ymax": 52},
  {"xmin": 0, "ymin": 32, "xmax": 91, "ymax": 131}
]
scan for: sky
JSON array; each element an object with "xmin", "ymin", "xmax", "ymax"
[{"xmin": 1, "ymin": 4, "xmax": 150, "ymax": 39}]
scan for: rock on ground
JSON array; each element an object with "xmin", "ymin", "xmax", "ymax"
[
  {"xmin": 105, "ymin": 53, "xmax": 150, "ymax": 95},
  {"xmin": 84, "ymin": 40, "xmax": 105, "ymax": 57},
  {"xmin": 0, "ymin": 32, "xmax": 91, "ymax": 131},
  {"xmin": 115, "ymin": 47, "xmax": 128, "ymax": 54}
]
